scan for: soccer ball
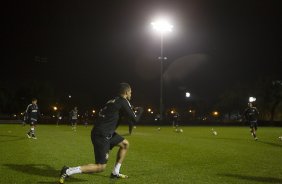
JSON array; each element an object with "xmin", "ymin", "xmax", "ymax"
[
  {"xmin": 213, "ymin": 131, "xmax": 217, "ymax": 136},
  {"xmin": 179, "ymin": 129, "xmax": 183, "ymax": 133},
  {"xmin": 157, "ymin": 127, "xmax": 161, "ymax": 131},
  {"xmin": 279, "ymin": 136, "xmax": 282, "ymax": 141}
]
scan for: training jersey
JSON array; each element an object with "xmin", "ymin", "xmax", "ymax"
[
  {"xmin": 243, "ymin": 107, "xmax": 259, "ymax": 122},
  {"xmin": 92, "ymin": 96, "xmax": 143, "ymax": 136},
  {"xmin": 25, "ymin": 104, "xmax": 39, "ymax": 122},
  {"xmin": 70, "ymin": 109, "xmax": 78, "ymax": 120}
]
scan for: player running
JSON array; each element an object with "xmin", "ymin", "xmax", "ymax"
[
  {"xmin": 59, "ymin": 83, "xmax": 143, "ymax": 183},
  {"xmin": 243, "ymin": 102, "xmax": 259, "ymax": 140},
  {"xmin": 25, "ymin": 98, "xmax": 40, "ymax": 139}
]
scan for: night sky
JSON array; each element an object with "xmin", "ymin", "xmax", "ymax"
[{"xmin": 1, "ymin": 0, "xmax": 282, "ymax": 110}]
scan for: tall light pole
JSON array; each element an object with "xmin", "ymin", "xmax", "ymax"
[{"xmin": 151, "ymin": 19, "xmax": 173, "ymax": 121}]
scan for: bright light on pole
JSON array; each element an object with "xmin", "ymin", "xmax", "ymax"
[
  {"xmin": 249, "ymin": 97, "xmax": 256, "ymax": 102},
  {"xmin": 151, "ymin": 18, "xmax": 173, "ymax": 121},
  {"xmin": 151, "ymin": 20, "xmax": 173, "ymax": 33},
  {"xmin": 185, "ymin": 92, "xmax": 191, "ymax": 98}
]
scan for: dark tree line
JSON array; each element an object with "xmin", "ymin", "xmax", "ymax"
[
  {"xmin": 215, "ymin": 79, "xmax": 282, "ymax": 121},
  {"xmin": 0, "ymin": 80, "xmax": 56, "ymax": 114}
]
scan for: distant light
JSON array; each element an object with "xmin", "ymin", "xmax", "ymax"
[
  {"xmin": 20, "ymin": 112, "xmax": 23, "ymax": 115},
  {"xmin": 53, "ymin": 106, "xmax": 58, "ymax": 111},
  {"xmin": 249, "ymin": 97, "xmax": 256, "ymax": 102},
  {"xmin": 148, "ymin": 108, "xmax": 151, "ymax": 112},
  {"xmin": 213, "ymin": 111, "xmax": 219, "ymax": 116},
  {"xmin": 185, "ymin": 92, "xmax": 191, "ymax": 98},
  {"xmin": 13, "ymin": 114, "xmax": 17, "ymax": 117},
  {"xmin": 189, "ymin": 110, "xmax": 192, "ymax": 113},
  {"xmin": 92, "ymin": 110, "xmax": 96, "ymax": 114},
  {"xmin": 52, "ymin": 115, "xmax": 55, "ymax": 118},
  {"xmin": 151, "ymin": 19, "xmax": 173, "ymax": 33},
  {"xmin": 151, "ymin": 111, "xmax": 154, "ymax": 114},
  {"xmin": 68, "ymin": 95, "xmax": 72, "ymax": 98},
  {"xmin": 171, "ymin": 110, "xmax": 174, "ymax": 114}
]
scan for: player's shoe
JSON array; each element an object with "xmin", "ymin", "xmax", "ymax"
[
  {"xmin": 59, "ymin": 166, "xmax": 69, "ymax": 184},
  {"xmin": 254, "ymin": 137, "xmax": 258, "ymax": 141},
  {"xmin": 26, "ymin": 133, "xmax": 31, "ymax": 139},
  {"xmin": 110, "ymin": 173, "xmax": 128, "ymax": 179},
  {"xmin": 31, "ymin": 135, "xmax": 37, "ymax": 139}
]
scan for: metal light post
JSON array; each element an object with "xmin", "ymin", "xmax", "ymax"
[{"xmin": 151, "ymin": 19, "xmax": 173, "ymax": 121}]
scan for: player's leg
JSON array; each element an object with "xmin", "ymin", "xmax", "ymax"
[
  {"xmin": 253, "ymin": 122, "xmax": 258, "ymax": 140},
  {"xmin": 27, "ymin": 121, "xmax": 36, "ymax": 139},
  {"xmin": 59, "ymin": 164, "xmax": 107, "ymax": 184},
  {"xmin": 59, "ymin": 132, "xmax": 110, "ymax": 183},
  {"xmin": 110, "ymin": 134, "xmax": 129, "ymax": 178}
]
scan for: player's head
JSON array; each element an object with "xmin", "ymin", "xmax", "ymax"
[
  {"xmin": 32, "ymin": 98, "xmax": 37, "ymax": 104},
  {"xmin": 119, "ymin": 83, "xmax": 132, "ymax": 101}
]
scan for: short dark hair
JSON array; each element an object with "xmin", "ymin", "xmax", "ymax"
[
  {"xmin": 32, "ymin": 98, "xmax": 37, "ymax": 102},
  {"xmin": 118, "ymin": 83, "xmax": 131, "ymax": 95}
]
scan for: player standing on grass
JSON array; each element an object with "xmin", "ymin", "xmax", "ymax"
[
  {"xmin": 69, "ymin": 107, "xmax": 78, "ymax": 130},
  {"xmin": 25, "ymin": 98, "xmax": 40, "ymax": 139},
  {"xmin": 243, "ymin": 102, "xmax": 259, "ymax": 140},
  {"xmin": 59, "ymin": 83, "xmax": 143, "ymax": 184}
]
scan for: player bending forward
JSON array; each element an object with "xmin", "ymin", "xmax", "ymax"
[{"xmin": 59, "ymin": 83, "xmax": 143, "ymax": 183}]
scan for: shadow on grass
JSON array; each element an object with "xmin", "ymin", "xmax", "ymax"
[
  {"xmin": 120, "ymin": 133, "xmax": 131, "ymax": 137},
  {"xmin": 218, "ymin": 173, "xmax": 282, "ymax": 183},
  {"xmin": 4, "ymin": 164, "xmax": 87, "ymax": 183},
  {"xmin": 257, "ymin": 140, "xmax": 282, "ymax": 148},
  {"xmin": 0, "ymin": 134, "xmax": 25, "ymax": 143},
  {"xmin": 196, "ymin": 136, "xmax": 246, "ymax": 141}
]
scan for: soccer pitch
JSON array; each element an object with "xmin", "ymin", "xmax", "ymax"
[{"xmin": 0, "ymin": 124, "xmax": 281, "ymax": 184}]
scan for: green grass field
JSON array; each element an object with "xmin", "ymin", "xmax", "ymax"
[{"xmin": 0, "ymin": 124, "xmax": 282, "ymax": 184}]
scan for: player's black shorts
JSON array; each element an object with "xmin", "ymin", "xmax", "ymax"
[
  {"xmin": 91, "ymin": 131, "xmax": 124, "ymax": 164},
  {"xmin": 249, "ymin": 121, "xmax": 258, "ymax": 130}
]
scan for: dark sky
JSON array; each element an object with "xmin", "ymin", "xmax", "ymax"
[{"xmin": 1, "ymin": 0, "xmax": 282, "ymax": 109}]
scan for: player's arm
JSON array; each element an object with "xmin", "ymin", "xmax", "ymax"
[
  {"xmin": 121, "ymin": 99, "xmax": 143, "ymax": 123},
  {"xmin": 25, "ymin": 105, "xmax": 32, "ymax": 121}
]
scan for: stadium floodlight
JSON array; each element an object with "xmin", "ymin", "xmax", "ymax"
[
  {"xmin": 68, "ymin": 95, "xmax": 72, "ymax": 98},
  {"xmin": 151, "ymin": 19, "xmax": 173, "ymax": 33},
  {"xmin": 151, "ymin": 18, "xmax": 173, "ymax": 122},
  {"xmin": 249, "ymin": 97, "xmax": 256, "ymax": 102},
  {"xmin": 148, "ymin": 108, "xmax": 152, "ymax": 112},
  {"xmin": 92, "ymin": 110, "xmax": 96, "ymax": 114},
  {"xmin": 53, "ymin": 106, "xmax": 58, "ymax": 111},
  {"xmin": 185, "ymin": 92, "xmax": 191, "ymax": 98}
]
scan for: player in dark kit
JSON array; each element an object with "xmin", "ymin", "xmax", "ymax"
[
  {"xmin": 25, "ymin": 98, "xmax": 40, "ymax": 139},
  {"xmin": 69, "ymin": 107, "xmax": 78, "ymax": 130},
  {"xmin": 59, "ymin": 83, "xmax": 143, "ymax": 184},
  {"xmin": 243, "ymin": 102, "xmax": 259, "ymax": 140}
]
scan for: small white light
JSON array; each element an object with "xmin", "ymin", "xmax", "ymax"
[{"xmin": 186, "ymin": 92, "xmax": 190, "ymax": 98}]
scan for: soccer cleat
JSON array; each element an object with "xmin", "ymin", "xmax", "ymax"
[
  {"xmin": 31, "ymin": 135, "xmax": 37, "ymax": 139},
  {"xmin": 27, "ymin": 133, "xmax": 31, "ymax": 139},
  {"xmin": 59, "ymin": 166, "xmax": 69, "ymax": 184},
  {"xmin": 110, "ymin": 173, "xmax": 128, "ymax": 179},
  {"xmin": 254, "ymin": 137, "xmax": 258, "ymax": 141}
]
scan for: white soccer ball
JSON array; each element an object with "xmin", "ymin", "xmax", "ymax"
[
  {"xmin": 179, "ymin": 129, "xmax": 183, "ymax": 133},
  {"xmin": 157, "ymin": 127, "xmax": 161, "ymax": 131},
  {"xmin": 213, "ymin": 131, "xmax": 217, "ymax": 135},
  {"xmin": 279, "ymin": 136, "xmax": 282, "ymax": 141}
]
